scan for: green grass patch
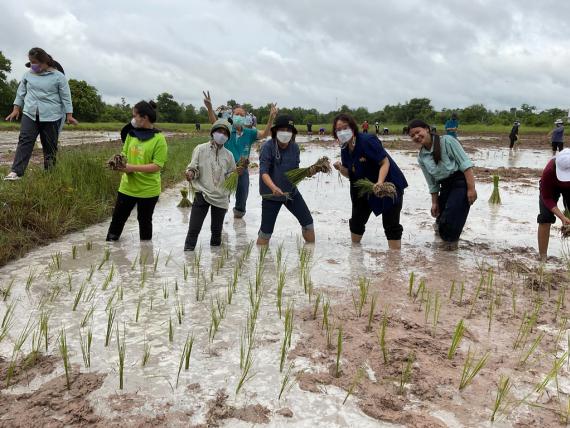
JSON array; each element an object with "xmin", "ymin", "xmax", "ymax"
[{"xmin": 0, "ymin": 136, "xmax": 204, "ymax": 267}]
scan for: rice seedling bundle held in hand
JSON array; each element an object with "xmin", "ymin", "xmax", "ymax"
[
  {"xmin": 223, "ymin": 157, "xmax": 249, "ymax": 194},
  {"xmin": 107, "ymin": 154, "xmax": 127, "ymax": 170},
  {"xmin": 488, "ymin": 175, "xmax": 501, "ymax": 204},
  {"xmin": 354, "ymin": 178, "xmax": 397, "ymax": 200},
  {"xmin": 285, "ymin": 156, "xmax": 332, "ymax": 186},
  {"xmin": 177, "ymin": 187, "xmax": 192, "ymax": 208}
]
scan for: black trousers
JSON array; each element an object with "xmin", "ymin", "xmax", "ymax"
[
  {"xmin": 107, "ymin": 192, "xmax": 159, "ymax": 241},
  {"xmin": 11, "ymin": 114, "xmax": 61, "ymax": 176},
  {"xmin": 349, "ymin": 192, "xmax": 404, "ymax": 240},
  {"xmin": 184, "ymin": 192, "xmax": 227, "ymax": 250}
]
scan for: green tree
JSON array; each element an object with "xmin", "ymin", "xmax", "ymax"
[
  {"xmin": 156, "ymin": 92, "xmax": 183, "ymax": 122},
  {"xmin": 68, "ymin": 79, "xmax": 104, "ymax": 122},
  {"xmin": 0, "ymin": 52, "xmax": 17, "ymax": 115}
]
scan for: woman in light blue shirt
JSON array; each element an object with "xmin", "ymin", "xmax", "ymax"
[
  {"xmin": 4, "ymin": 48, "xmax": 78, "ymax": 180},
  {"xmin": 408, "ymin": 119, "xmax": 477, "ymax": 249}
]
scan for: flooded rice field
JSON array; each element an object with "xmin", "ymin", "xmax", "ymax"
[{"xmin": 1, "ymin": 140, "xmax": 569, "ymax": 426}]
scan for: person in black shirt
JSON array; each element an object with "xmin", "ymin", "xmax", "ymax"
[{"xmin": 509, "ymin": 121, "xmax": 520, "ymax": 150}]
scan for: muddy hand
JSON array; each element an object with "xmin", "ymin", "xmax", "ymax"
[
  {"xmin": 185, "ymin": 170, "xmax": 195, "ymax": 181},
  {"xmin": 272, "ymin": 186, "xmax": 284, "ymax": 197},
  {"xmin": 5, "ymin": 110, "xmax": 19, "ymax": 121},
  {"xmin": 467, "ymin": 189, "xmax": 477, "ymax": 205},
  {"xmin": 431, "ymin": 202, "xmax": 440, "ymax": 218},
  {"xmin": 236, "ymin": 166, "xmax": 245, "ymax": 176},
  {"xmin": 333, "ymin": 161, "xmax": 342, "ymax": 171}
]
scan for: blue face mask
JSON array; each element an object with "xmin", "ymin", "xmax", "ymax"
[
  {"xmin": 30, "ymin": 63, "xmax": 42, "ymax": 73},
  {"xmin": 232, "ymin": 115, "xmax": 245, "ymax": 127}
]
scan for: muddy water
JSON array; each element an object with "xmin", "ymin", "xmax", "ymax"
[{"xmin": 0, "ymin": 142, "xmax": 564, "ymax": 426}]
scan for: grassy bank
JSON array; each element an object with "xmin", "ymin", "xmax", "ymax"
[
  {"xmin": 0, "ymin": 122, "xmax": 553, "ymax": 134},
  {"xmin": 0, "ymin": 136, "xmax": 204, "ymax": 267}
]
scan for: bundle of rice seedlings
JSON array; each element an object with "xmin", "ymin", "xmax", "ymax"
[
  {"xmin": 107, "ymin": 154, "xmax": 127, "ymax": 170},
  {"xmin": 177, "ymin": 187, "xmax": 192, "ymax": 208},
  {"xmin": 285, "ymin": 156, "xmax": 332, "ymax": 186},
  {"xmin": 488, "ymin": 175, "xmax": 501, "ymax": 204},
  {"xmin": 223, "ymin": 158, "xmax": 249, "ymax": 193},
  {"xmin": 354, "ymin": 178, "xmax": 397, "ymax": 200}
]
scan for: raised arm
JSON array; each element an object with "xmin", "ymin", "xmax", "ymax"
[
  {"xmin": 258, "ymin": 103, "xmax": 278, "ymax": 140},
  {"xmin": 203, "ymin": 90, "xmax": 217, "ymax": 124}
]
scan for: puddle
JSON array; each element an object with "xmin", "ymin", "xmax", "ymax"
[{"xmin": 0, "ymin": 142, "xmax": 566, "ymax": 426}]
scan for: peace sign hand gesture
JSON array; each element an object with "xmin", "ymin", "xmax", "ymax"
[{"xmin": 203, "ymin": 90, "xmax": 213, "ymax": 110}]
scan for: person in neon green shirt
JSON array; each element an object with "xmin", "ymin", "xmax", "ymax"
[{"xmin": 106, "ymin": 100, "xmax": 168, "ymax": 241}]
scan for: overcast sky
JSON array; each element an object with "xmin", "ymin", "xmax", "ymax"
[{"xmin": 1, "ymin": 0, "xmax": 569, "ymax": 112}]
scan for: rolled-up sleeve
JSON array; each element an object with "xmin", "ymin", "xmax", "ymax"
[
  {"xmin": 58, "ymin": 74, "xmax": 73, "ymax": 114},
  {"xmin": 259, "ymin": 142, "xmax": 273, "ymax": 176}
]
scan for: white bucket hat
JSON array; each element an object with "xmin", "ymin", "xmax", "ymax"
[
  {"xmin": 555, "ymin": 118, "xmax": 564, "ymax": 125},
  {"xmin": 555, "ymin": 148, "xmax": 570, "ymax": 181}
]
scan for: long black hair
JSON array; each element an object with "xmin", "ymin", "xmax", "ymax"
[
  {"xmin": 26, "ymin": 47, "xmax": 65, "ymax": 73},
  {"xmin": 134, "ymin": 100, "xmax": 158, "ymax": 123},
  {"xmin": 408, "ymin": 119, "xmax": 441, "ymax": 164}
]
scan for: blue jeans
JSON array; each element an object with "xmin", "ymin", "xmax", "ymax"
[
  {"xmin": 258, "ymin": 190, "xmax": 314, "ymax": 239},
  {"xmin": 437, "ymin": 172, "xmax": 470, "ymax": 242},
  {"xmin": 233, "ymin": 169, "xmax": 249, "ymax": 217}
]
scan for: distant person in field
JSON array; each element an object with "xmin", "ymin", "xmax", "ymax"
[
  {"xmin": 383, "ymin": 127, "xmax": 389, "ymax": 135},
  {"xmin": 408, "ymin": 119, "xmax": 477, "ymax": 250},
  {"xmin": 537, "ymin": 149, "xmax": 570, "ymax": 260},
  {"xmin": 319, "ymin": 127, "xmax": 325, "ymax": 135},
  {"xmin": 445, "ymin": 112, "xmax": 459, "ymax": 139},
  {"xmin": 4, "ymin": 47, "xmax": 78, "ymax": 181},
  {"xmin": 306, "ymin": 121, "xmax": 313, "ymax": 136},
  {"xmin": 361, "ymin": 120, "xmax": 369, "ymax": 133},
  {"xmin": 509, "ymin": 121, "xmax": 520, "ymax": 150},
  {"xmin": 549, "ymin": 119, "xmax": 565, "ymax": 156},
  {"xmin": 375, "ymin": 121, "xmax": 380, "ymax": 135},
  {"xmin": 195, "ymin": 122, "xmax": 201, "ymax": 131},
  {"xmin": 106, "ymin": 101, "xmax": 168, "ymax": 242},
  {"xmin": 203, "ymin": 90, "xmax": 277, "ymax": 218}
]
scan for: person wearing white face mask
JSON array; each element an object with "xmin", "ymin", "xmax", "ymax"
[
  {"xmin": 202, "ymin": 90, "xmax": 277, "ymax": 218},
  {"xmin": 333, "ymin": 113, "xmax": 408, "ymax": 249},
  {"xmin": 183, "ymin": 119, "xmax": 236, "ymax": 251},
  {"xmin": 257, "ymin": 115, "xmax": 315, "ymax": 246}
]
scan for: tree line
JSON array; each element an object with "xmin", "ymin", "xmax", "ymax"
[{"xmin": 0, "ymin": 51, "xmax": 566, "ymax": 126}]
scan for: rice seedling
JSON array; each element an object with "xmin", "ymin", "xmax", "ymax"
[
  {"xmin": 488, "ymin": 175, "xmax": 501, "ymax": 204},
  {"xmin": 449, "ymin": 280, "xmax": 456, "ymax": 300},
  {"xmin": 58, "ymin": 326, "xmax": 71, "ymax": 390},
  {"xmin": 408, "ymin": 272, "xmax": 415, "ymax": 297},
  {"xmin": 85, "ymin": 240, "xmax": 93, "ymax": 251},
  {"xmin": 487, "ymin": 291, "xmax": 494, "ymax": 333},
  {"xmin": 153, "ymin": 249, "xmax": 160, "ymax": 273},
  {"xmin": 413, "ymin": 279, "xmax": 426, "ymax": 304},
  {"xmin": 343, "ymin": 366, "xmax": 365, "ymax": 405},
  {"xmin": 105, "ymin": 287, "xmax": 118, "ymax": 311},
  {"xmin": 468, "ymin": 274, "xmax": 485, "ymax": 318},
  {"xmin": 83, "ymin": 283, "xmax": 97, "ymax": 304},
  {"xmin": 459, "ymin": 347, "xmax": 490, "ymax": 390},
  {"xmin": 448, "ymin": 319, "xmax": 465, "ymax": 360},
  {"xmin": 312, "ymin": 293, "xmax": 322, "ymax": 321},
  {"xmin": 183, "ymin": 262, "xmax": 189, "ymax": 281},
  {"xmin": 236, "ymin": 344, "xmax": 255, "ymax": 395},
  {"xmin": 285, "ymin": 156, "xmax": 332, "ymax": 186},
  {"xmin": 116, "ymin": 324, "xmax": 126, "ymax": 389},
  {"xmin": 71, "ymin": 244, "xmax": 77, "ymax": 260},
  {"xmin": 223, "ymin": 158, "xmax": 249, "ymax": 193},
  {"xmin": 86, "ymin": 264, "xmax": 95, "ymax": 282},
  {"xmin": 177, "ymin": 187, "xmax": 192, "ymax": 207},
  {"xmin": 302, "ymin": 269, "xmax": 314, "ymax": 301},
  {"xmin": 105, "ymin": 308, "xmax": 116, "ymax": 347},
  {"xmin": 335, "ymin": 325, "xmax": 343, "ymax": 378},
  {"xmin": 169, "ymin": 317, "xmax": 174, "ymax": 343},
  {"xmin": 208, "ymin": 303, "xmax": 222, "ymax": 343},
  {"xmin": 81, "ymin": 305, "xmax": 94, "ymax": 329},
  {"xmin": 184, "ymin": 332, "xmax": 194, "ymax": 370},
  {"xmin": 1, "ymin": 279, "xmax": 14, "ymax": 301},
  {"xmin": 535, "ymin": 351, "xmax": 568, "ymax": 396},
  {"xmin": 353, "ymin": 178, "xmax": 397, "ymax": 200},
  {"xmin": 48, "ymin": 285, "xmax": 62, "ymax": 303},
  {"xmin": 162, "ymin": 281, "xmax": 169, "ymax": 300},
  {"xmin": 322, "ymin": 298, "xmax": 331, "ymax": 331},
  {"xmin": 512, "ymin": 301, "xmax": 542, "ymax": 351},
  {"xmin": 226, "ymin": 277, "xmax": 235, "ymax": 305},
  {"xmin": 79, "ymin": 327, "xmax": 92, "ymax": 369},
  {"xmin": 325, "ymin": 318, "xmax": 335, "ymax": 350},
  {"xmin": 278, "ymin": 362, "xmax": 296, "ymax": 400},
  {"xmin": 490, "ymin": 375, "xmax": 512, "ymax": 422},
  {"xmin": 25, "ymin": 267, "xmax": 37, "ymax": 291},
  {"xmin": 131, "ymin": 253, "xmax": 139, "ymax": 270},
  {"xmin": 66, "ymin": 271, "xmax": 73, "ymax": 292},
  {"xmin": 280, "ymin": 302, "xmax": 294, "ymax": 372},
  {"xmin": 519, "ymin": 332, "xmax": 545, "ymax": 366},
  {"xmin": 424, "ymin": 290, "xmax": 432, "ymax": 324},
  {"xmin": 142, "ymin": 336, "xmax": 151, "ymax": 367},
  {"xmin": 1, "ymin": 301, "xmax": 16, "ymax": 330},
  {"xmin": 366, "ymin": 294, "xmax": 378, "ymax": 332},
  {"xmin": 72, "ymin": 281, "xmax": 87, "ymax": 311},
  {"xmin": 39, "ymin": 311, "xmax": 50, "ymax": 352},
  {"xmin": 276, "ymin": 242, "xmax": 284, "ymax": 272},
  {"xmin": 98, "ymin": 247, "xmax": 111, "ymax": 270},
  {"xmin": 554, "ymin": 285, "xmax": 566, "ymax": 323},
  {"xmin": 4, "ymin": 316, "xmax": 36, "ymax": 385},
  {"xmin": 398, "ymin": 353, "xmax": 415, "ymax": 395},
  {"xmin": 352, "ymin": 276, "xmax": 370, "ymax": 317},
  {"xmin": 50, "ymin": 252, "xmax": 62, "ymax": 271},
  {"xmin": 378, "ymin": 309, "xmax": 389, "ymax": 363},
  {"xmin": 192, "ymin": 247, "xmax": 202, "ymax": 275},
  {"xmin": 432, "ymin": 292, "xmax": 442, "ymax": 337},
  {"xmin": 459, "ymin": 281, "xmax": 465, "ymax": 305}
]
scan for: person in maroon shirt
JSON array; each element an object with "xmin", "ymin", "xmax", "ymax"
[{"xmin": 537, "ymin": 149, "xmax": 570, "ymax": 259}]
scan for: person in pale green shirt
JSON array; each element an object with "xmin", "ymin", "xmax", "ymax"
[
  {"xmin": 106, "ymin": 100, "xmax": 167, "ymax": 242},
  {"xmin": 408, "ymin": 119, "xmax": 477, "ymax": 249}
]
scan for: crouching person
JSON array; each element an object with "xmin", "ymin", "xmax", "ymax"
[
  {"xmin": 184, "ymin": 119, "xmax": 236, "ymax": 251},
  {"xmin": 257, "ymin": 115, "xmax": 315, "ymax": 246}
]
